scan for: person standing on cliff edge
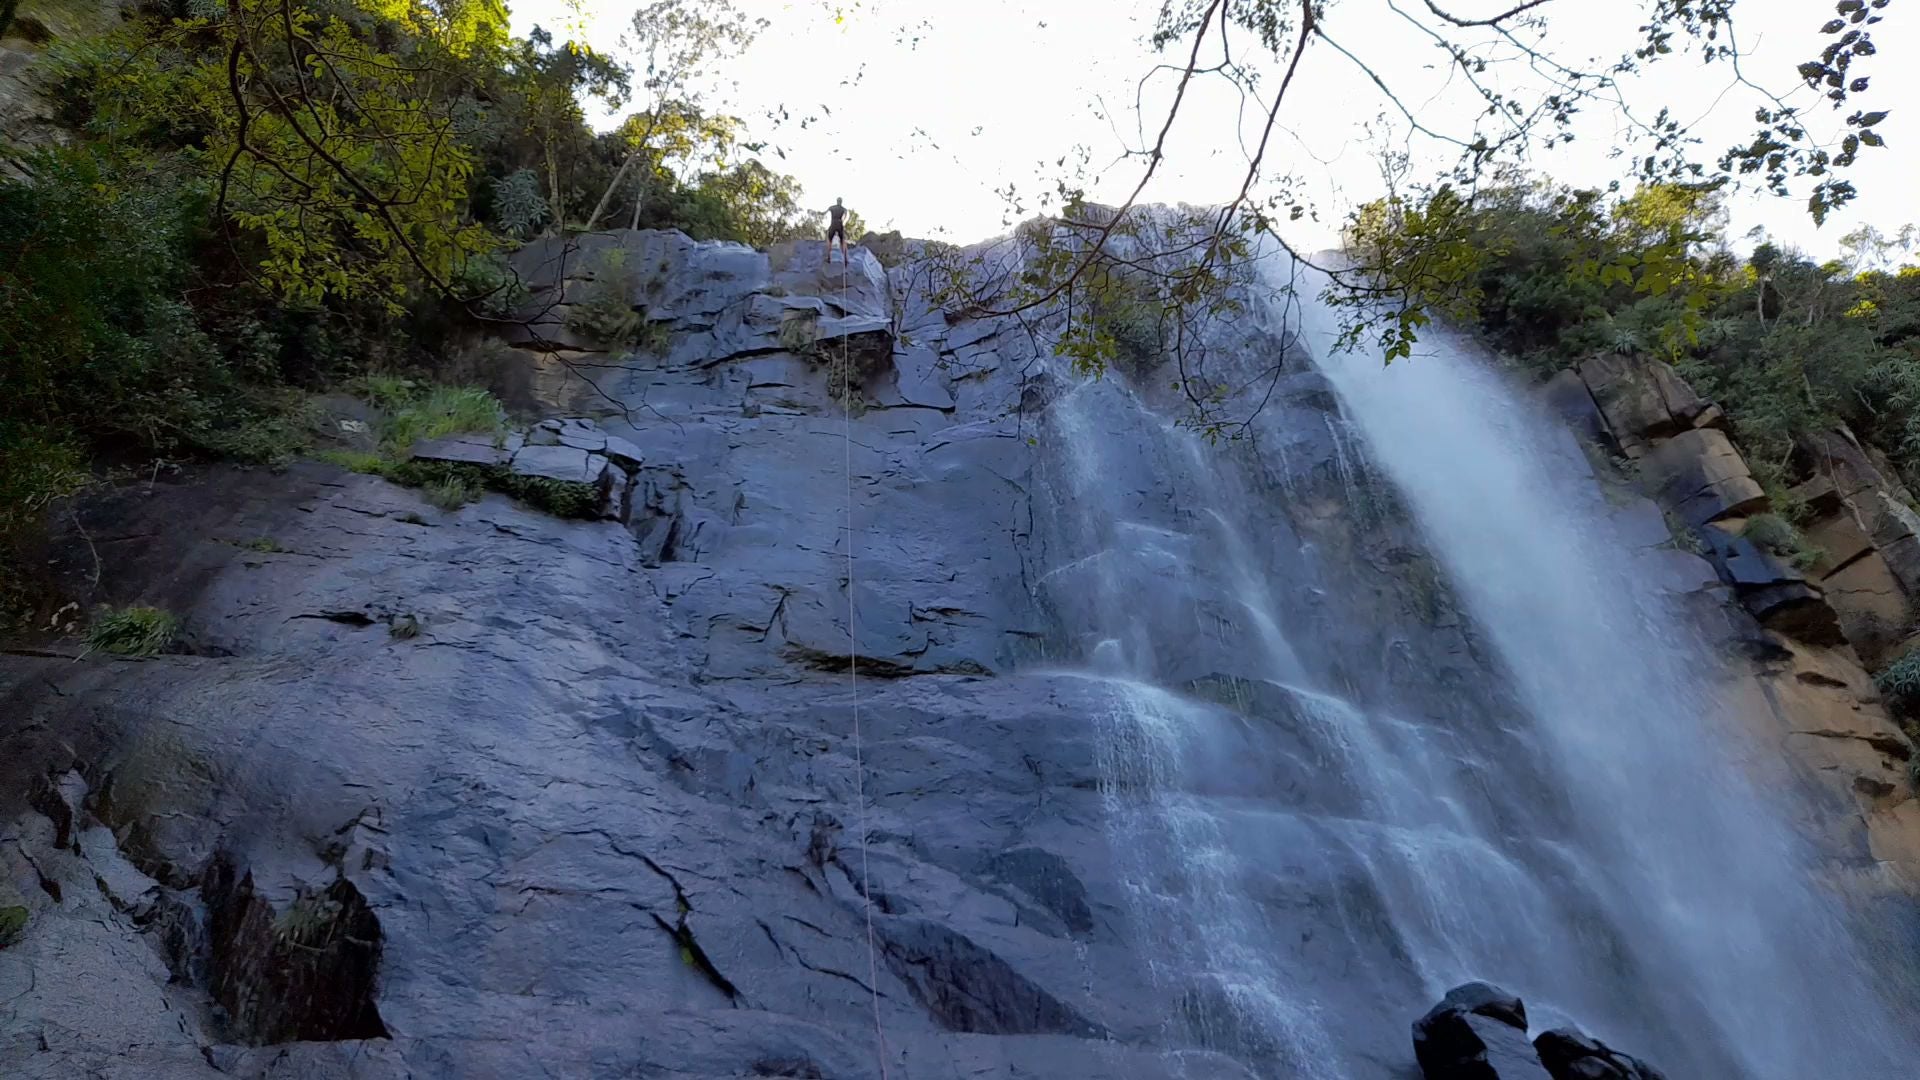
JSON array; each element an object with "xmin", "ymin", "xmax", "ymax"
[{"xmin": 824, "ymin": 198, "xmax": 850, "ymax": 265}]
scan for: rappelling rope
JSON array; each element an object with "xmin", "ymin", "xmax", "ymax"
[{"xmin": 839, "ymin": 246, "xmax": 893, "ymax": 1079}]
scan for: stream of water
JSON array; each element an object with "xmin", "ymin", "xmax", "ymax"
[{"xmin": 1030, "ymin": 256, "xmax": 1919, "ymax": 1077}]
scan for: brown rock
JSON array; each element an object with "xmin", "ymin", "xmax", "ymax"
[
  {"xmin": 1642, "ymin": 428, "xmax": 1767, "ymax": 525},
  {"xmin": 1576, "ymin": 353, "xmax": 1706, "ymax": 455}
]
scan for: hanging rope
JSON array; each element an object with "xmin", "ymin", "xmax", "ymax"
[{"xmin": 838, "ymin": 245, "xmax": 893, "ymax": 1079}]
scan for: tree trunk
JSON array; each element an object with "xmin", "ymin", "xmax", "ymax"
[
  {"xmin": 628, "ymin": 161, "xmax": 651, "ymax": 232},
  {"xmin": 584, "ymin": 151, "xmax": 639, "ymax": 234},
  {"xmin": 545, "ymin": 140, "xmax": 565, "ymax": 237}
]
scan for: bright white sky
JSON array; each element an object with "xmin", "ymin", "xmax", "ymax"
[{"xmin": 512, "ymin": 0, "xmax": 1918, "ymax": 261}]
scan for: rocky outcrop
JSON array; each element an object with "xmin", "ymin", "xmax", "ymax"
[
  {"xmin": 1699, "ymin": 524, "xmax": 1844, "ymax": 644},
  {"xmin": 1555, "ymin": 353, "xmax": 1842, "ymax": 642},
  {"xmin": 1413, "ymin": 982, "xmax": 1550, "ymax": 1079},
  {"xmin": 1533, "ymin": 1028, "xmax": 1668, "ymax": 1080},
  {"xmin": 1575, "ymin": 353, "xmax": 1713, "ymax": 456},
  {"xmin": 1640, "ymin": 428, "xmax": 1767, "ymax": 526},
  {"xmin": 1412, "ymin": 984, "xmax": 1668, "ymax": 1080},
  {"xmin": 1542, "ymin": 352, "xmax": 1920, "ymax": 888},
  {"xmin": 1794, "ymin": 429, "xmax": 1920, "ymax": 665}
]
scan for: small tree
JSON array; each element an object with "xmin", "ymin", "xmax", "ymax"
[
  {"xmin": 583, "ymin": 0, "xmax": 765, "ymax": 232},
  {"xmin": 507, "ymin": 27, "xmax": 629, "ymax": 235}
]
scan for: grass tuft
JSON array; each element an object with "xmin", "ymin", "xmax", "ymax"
[{"xmin": 87, "ymin": 604, "xmax": 178, "ymax": 656}]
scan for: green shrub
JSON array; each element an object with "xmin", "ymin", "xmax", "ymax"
[
  {"xmin": 386, "ymin": 458, "xmax": 601, "ymax": 520},
  {"xmin": 1742, "ymin": 513, "xmax": 1824, "ymax": 571},
  {"xmin": 451, "ymin": 252, "xmax": 530, "ymax": 317},
  {"xmin": 565, "ymin": 248, "xmax": 643, "ymax": 346},
  {"xmin": 423, "ymin": 476, "xmax": 480, "ymax": 511},
  {"xmin": 87, "ymin": 605, "xmax": 178, "ymax": 656},
  {"xmin": 500, "ymin": 473, "xmax": 602, "ymax": 518},
  {"xmin": 376, "ymin": 385, "xmax": 506, "ymax": 457},
  {"xmin": 0, "ymin": 905, "xmax": 26, "ymax": 948},
  {"xmin": 1877, "ymin": 647, "xmax": 1920, "ymax": 704},
  {"xmin": 778, "ymin": 312, "xmax": 819, "ymax": 354},
  {"xmin": 317, "ymin": 449, "xmax": 391, "ymax": 476}
]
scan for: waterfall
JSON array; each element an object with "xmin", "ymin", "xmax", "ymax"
[
  {"xmin": 1299, "ymin": 263, "xmax": 1917, "ymax": 1077},
  {"xmin": 1026, "ymin": 257, "xmax": 1918, "ymax": 1077}
]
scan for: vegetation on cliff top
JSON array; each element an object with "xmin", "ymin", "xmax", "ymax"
[{"xmin": 0, "ymin": 0, "xmax": 822, "ymax": 610}]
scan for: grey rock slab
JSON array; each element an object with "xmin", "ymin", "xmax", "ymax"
[
  {"xmin": 875, "ymin": 346, "xmax": 955, "ymax": 411},
  {"xmin": 554, "ymin": 416, "xmax": 609, "ymax": 451},
  {"xmin": 410, "ymin": 431, "xmax": 519, "ymax": 467},
  {"xmin": 509, "ymin": 443, "xmax": 609, "ymax": 485},
  {"xmin": 944, "ymin": 317, "xmax": 1004, "ymax": 353}
]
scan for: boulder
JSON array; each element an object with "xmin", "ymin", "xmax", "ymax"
[
  {"xmin": 1576, "ymin": 353, "xmax": 1707, "ymax": 455},
  {"xmin": 1533, "ymin": 1027, "xmax": 1669, "ymax": 1080},
  {"xmin": 1413, "ymin": 982, "xmax": 1551, "ymax": 1080},
  {"xmin": 1640, "ymin": 428, "xmax": 1767, "ymax": 526},
  {"xmin": 601, "ymin": 433, "xmax": 644, "ymax": 471}
]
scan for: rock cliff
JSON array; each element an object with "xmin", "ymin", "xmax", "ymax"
[{"xmin": 2, "ymin": 230, "xmax": 1915, "ymax": 1078}]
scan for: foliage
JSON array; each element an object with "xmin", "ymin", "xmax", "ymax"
[
  {"xmin": 450, "ymin": 252, "xmax": 530, "ymax": 317},
  {"xmin": 488, "ymin": 168, "xmax": 552, "ymax": 237},
  {"xmin": 1742, "ymin": 513, "xmax": 1825, "ymax": 570},
  {"xmin": 0, "ymin": 146, "xmax": 323, "ymax": 546},
  {"xmin": 87, "ymin": 605, "xmax": 180, "ymax": 656},
  {"xmin": 53, "ymin": 0, "xmax": 505, "ymax": 307},
  {"xmin": 932, "ymin": 0, "xmax": 1902, "ymax": 434},
  {"xmin": 584, "ymin": 0, "xmax": 766, "ymax": 231},
  {"xmin": 1342, "ymin": 176, "xmax": 1730, "ymax": 367},
  {"xmin": 423, "ymin": 475, "xmax": 481, "ymax": 511},
  {"xmin": 367, "ymin": 382, "xmax": 506, "ymax": 458},
  {"xmin": 388, "ymin": 458, "xmax": 602, "ymax": 518},
  {"xmin": 1876, "ymin": 646, "xmax": 1920, "ymax": 705},
  {"xmin": 778, "ymin": 312, "xmax": 819, "ymax": 354},
  {"xmin": 0, "ymin": 906, "xmax": 26, "ymax": 949},
  {"xmin": 565, "ymin": 249, "xmax": 645, "ymax": 346}
]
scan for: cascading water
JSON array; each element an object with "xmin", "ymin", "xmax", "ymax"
[
  {"xmin": 1300, "ymin": 261, "xmax": 1919, "ymax": 1077},
  {"xmin": 1026, "ymin": 253, "xmax": 1918, "ymax": 1077}
]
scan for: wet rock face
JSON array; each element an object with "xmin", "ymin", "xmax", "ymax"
[
  {"xmin": 0, "ymin": 229, "xmax": 1274, "ymax": 1078},
  {"xmin": 0, "ymin": 229, "xmax": 1910, "ymax": 1079}
]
